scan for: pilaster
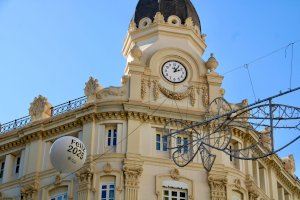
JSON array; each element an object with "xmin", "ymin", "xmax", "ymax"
[
  {"xmin": 123, "ymin": 155, "xmax": 143, "ymax": 200},
  {"xmin": 76, "ymin": 167, "xmax": 94, "ymax": 200},
  {"xmin": 2, "ymin": 154, "xmax": 14, "ymax": 183},
  {"xmin": 207, "ymin": 173, "xmax": 227, "ymax": 200}
]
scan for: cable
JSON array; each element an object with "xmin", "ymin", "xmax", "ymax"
[
  {"xmin": 244, "ymin": 64, "xmax": 257, "ymax": 100},
  {"xmin": 222, "ymin": 40, "xmax": 300, "ymax": 76},
  {"xmin": 289, "ymin": 43, "xmax": 294, "ymax": 89}
]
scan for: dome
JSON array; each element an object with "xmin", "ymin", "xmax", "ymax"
[{"xmin": 133, "ymin": 0, "xmax": 201, "ymax": 32}]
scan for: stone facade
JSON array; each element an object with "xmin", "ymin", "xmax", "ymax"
[{"xmin": 0, "ymin": 2, "xmax": 300, "ymax": 200}]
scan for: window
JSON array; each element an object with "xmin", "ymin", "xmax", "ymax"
[
  {"xmin": 176, "ymin": 136, "xmax": 189, "ymax": 154},
  {"xmin": 252, "ymin": 160, "xmax": 258, "ymax": 184},
  {"xmin": 100, "ymin": 183, "xmax": 115, "ymax": 200},
  {"xmin": 107, "ymin": 129, "xmax": 117, "ymax": 147},
  {"xmin": 156, "ymin": 134, "xmax": 168, "ymax": 152},
  {"xmin": 258, "ymin": 163, "xmax": 266, "ymax": 191},
  {"xmin": 232, "ymin": 191, "xmax": 243, "ymax": 200},
  {"xmin": 50, "ymin": 192, "xmax": 67, "ymax": 200},
  {"xmin": 229, "ymin": 141, "xmax": 240, "ymax": 170},
  {"xmin": 15, "ymin": 156, "xmax": 21, "ymax": 174},
  {"xmin": 0, "ymin": 161, "xmax": 5, "ymax": 180},
  {"xmin": 163, "ymin": 188, "xmax": 187, "ymax": 200}
]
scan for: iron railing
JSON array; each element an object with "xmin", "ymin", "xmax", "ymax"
[
  {"xmin": 51, "ymin": 96, "xmax": 87, "ymax": 116},
  {"xmin": 0, "ymin": 96, "xmax": 87, "ymax": 135}
]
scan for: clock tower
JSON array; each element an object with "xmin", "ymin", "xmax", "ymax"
[{"xmin": 123, "ymin": 0, "xmax": 224, "ymax": 114}]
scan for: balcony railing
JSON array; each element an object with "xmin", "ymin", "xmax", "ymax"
[{"xmin": 0, "ymin": 96, "xmax": 87, "ymax": 135}]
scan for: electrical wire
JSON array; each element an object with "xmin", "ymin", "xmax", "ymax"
[{"xmin": 222, "ymin": 40, "xmax": 300, "ymax": 76}]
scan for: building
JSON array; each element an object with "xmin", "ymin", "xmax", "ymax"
[{"xmin": 0, "ymin": 0, "xmax": 300, "ymax": 199}]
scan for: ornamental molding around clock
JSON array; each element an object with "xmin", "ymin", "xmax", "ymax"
[{"xmin": 141, "ymin": 78, "xmax": 209, "ymax": 107}]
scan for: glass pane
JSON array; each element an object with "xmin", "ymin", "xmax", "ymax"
[
  {"xmin": 57, "ymin": 197, "xmax": 62, "ymax": 200},
  {"xmin": 163, "ymin": 137, "xmax": 168, "ymax": 151},
  {"xmin": 109, "ymin": 184, "xmax": 115, "ymax": 189},
  {"xmin": 156, "ymin": 134, "xmax": 161, "ymax": 142},
  {"xmin": 180, "ymin": 192, "xmax": 186, "ymax": 197},
  {"xmin": 102, "ymin": 185, "xmax": 107, "ymax": 189},
  {"xmin": 113, "ymin": 137, "xmax": 117, "ymax": 146},
  {"xmin": 183, "ymin": 138, "xmax": 188, "ymax": 153},
  {"xmin": 101, "ymin": 190, "xmax": 107, "ymax": 198},
  {"xmin": 108, "ymin": 130, "xmax": 112, "ymax": 137},
  {"xmin": 172, "ymin": 191, "xmax": 177, "ymax": 197},
  {"xmin": 156, "ymin": 142, "xmax": 160, "ymax": 151},
  {"xmin": 109, "ymin": 190, "xmax": 115, "ymax": 198},
  {"xmin": 107, "ymin": 138, "xmax": 111, "ymax": 146},
  {"xmin": 164, "ymin": 190, "xmax": 169, "ymax": 195}
]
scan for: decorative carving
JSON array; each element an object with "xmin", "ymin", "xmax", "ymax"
[
  {"xmin": 206, "ymin": 53, "xmax": 219, "ymax": 73},
  {"xmin": 170, "ymin": 168, "xmax": 180, "ymax": 180},
  {"xmin": 76, "ymin": 168, "xmax": 94, "ymax": 186},
  {"xmin": 153, "ymin": 80, "xmax": 159, "ymax": 100},
  {"xmin": 157, "ymin": 84, "xmax": 196, "ymax": 106},
  {"xmin": 129, "ymin": 20, "xmax": 137, "ymax": 32},
  {"xmin": 123, "ymin": 165, "xmax": 143, "ymax": 188},
  {"xmin": 185, "ymin": 17, "xmax": 194, "ymax": 28},
  {"xmin": 29, "ymin": 95, "xmax": 52, "ymax": 122},
  {"xmin": 153, "ymin": 12, "xmax": 165, "ymax": 24},
  {"xmin": 141, "ymin": 79, "xmax": 147, "ymax": 99},
  {"xmin": 202, "ymin": 86, "xmax": 209, "ymax": 107},
  {"xmin": 282, "ymin": 155, "xmax": 296, "ymax": 175},
  {"xmin": 97, "ymin": 86, "xmax": 126, "ymax": 99},
  {"xmin": 21, "ymin": 182, "xmax": 39, "ymax": 200},
  {"xmin": 233, "ymin": 179, "xmax": 241, "ymax": 190},
  {"xmin": 54, "ymin": 174, "xmax": 62, "ymax": 186},
  {"xmin": 103, "ymin": 163, "xmax": 113, "ymax": 174},
  {"xmin": 84, "ymin": 77, "xmax": 102, "ymax": 100},
  {"xmin": 208, "ymin": 175, "xmax": 227, "ymax": 200},
  {"xmin": 130, "ymin": 45, "xmax": 142, "ymax": 63}
]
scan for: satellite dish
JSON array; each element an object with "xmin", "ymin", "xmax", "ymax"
[{"xmin": 49, "ymin": 136, "xmax": 87, "ymax": 173}]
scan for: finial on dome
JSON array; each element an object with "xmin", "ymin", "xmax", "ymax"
[
  {"xmin": 206, "ymin": 53, "xmax": 219, "ymax": 73},
  {"xmin": 154, "ymin": 12, "xmax": 165, "ymax": 24}
]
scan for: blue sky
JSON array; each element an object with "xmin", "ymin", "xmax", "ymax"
[{"xmin": 0, "ymin": 1, "xmax": 300, "ymax": 176}]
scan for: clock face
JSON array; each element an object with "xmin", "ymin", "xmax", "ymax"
[{"xmin": 162, "ymin": 61, "xmax": 187, "ymax": 83}]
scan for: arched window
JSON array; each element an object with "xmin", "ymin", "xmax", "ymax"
[
  {"xmin": 162, "ymin": 180, "xmax": 188, "ymax": 200},
  {"xmin": 100, "ymin": 176, "xmax": 116, "ymax": 200},
  {"xmin": 49, "ymin": 186, "xmax": 68, "ymax": 200},
  {"xmin": 232, "ymin": 191, "xmax": 243, "ymax": 200}
]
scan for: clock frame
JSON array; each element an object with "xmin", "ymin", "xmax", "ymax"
[{"xmin": 161, "ymin": 60, "xmax": 188, "ymax": 84}]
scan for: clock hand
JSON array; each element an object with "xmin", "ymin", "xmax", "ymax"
[{"xmin": 173, "ymin": 66, "xmax": 180, "ymax": 72}]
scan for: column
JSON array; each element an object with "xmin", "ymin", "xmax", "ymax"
[
  {"xmin": 278, "ymin": 186, "xmax": 284, "ymax": 200},
  {"xmin": 116, "ymin": 123, "xmax": 123, "ymax": 153},
  {"xmin": 3, "ymin": 154, "xmax": 14, "ymax": 183}
]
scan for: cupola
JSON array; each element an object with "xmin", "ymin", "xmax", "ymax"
[{"xmin": 133, "ymin": 0, "xmax": 201, "ymax": 32}]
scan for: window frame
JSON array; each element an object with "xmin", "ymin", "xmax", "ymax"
[
  {"xmin": 100, "ymin": 182, "xmax": 115, "ymax": 200},
  {"xmin": 0, "ymin": 160, "xmax": 5, "ymax": 180},
  {"xmin": 15, "ymin": 156, "xmax": 21, "ymax": 174},
  {"xmin": 156, "ymin": 133, "xmax": 168, "ymax": 152},
  {"xmin": 107, "ymin": 128, "xmax": 117, "ymax": 147},
  {"xmin": 50, "ymin": 192, "xmax": 68, "ymax": 200},
  {"xmin": 162, "ymin": 187, "xmax": 188, "ymax": 200}
]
